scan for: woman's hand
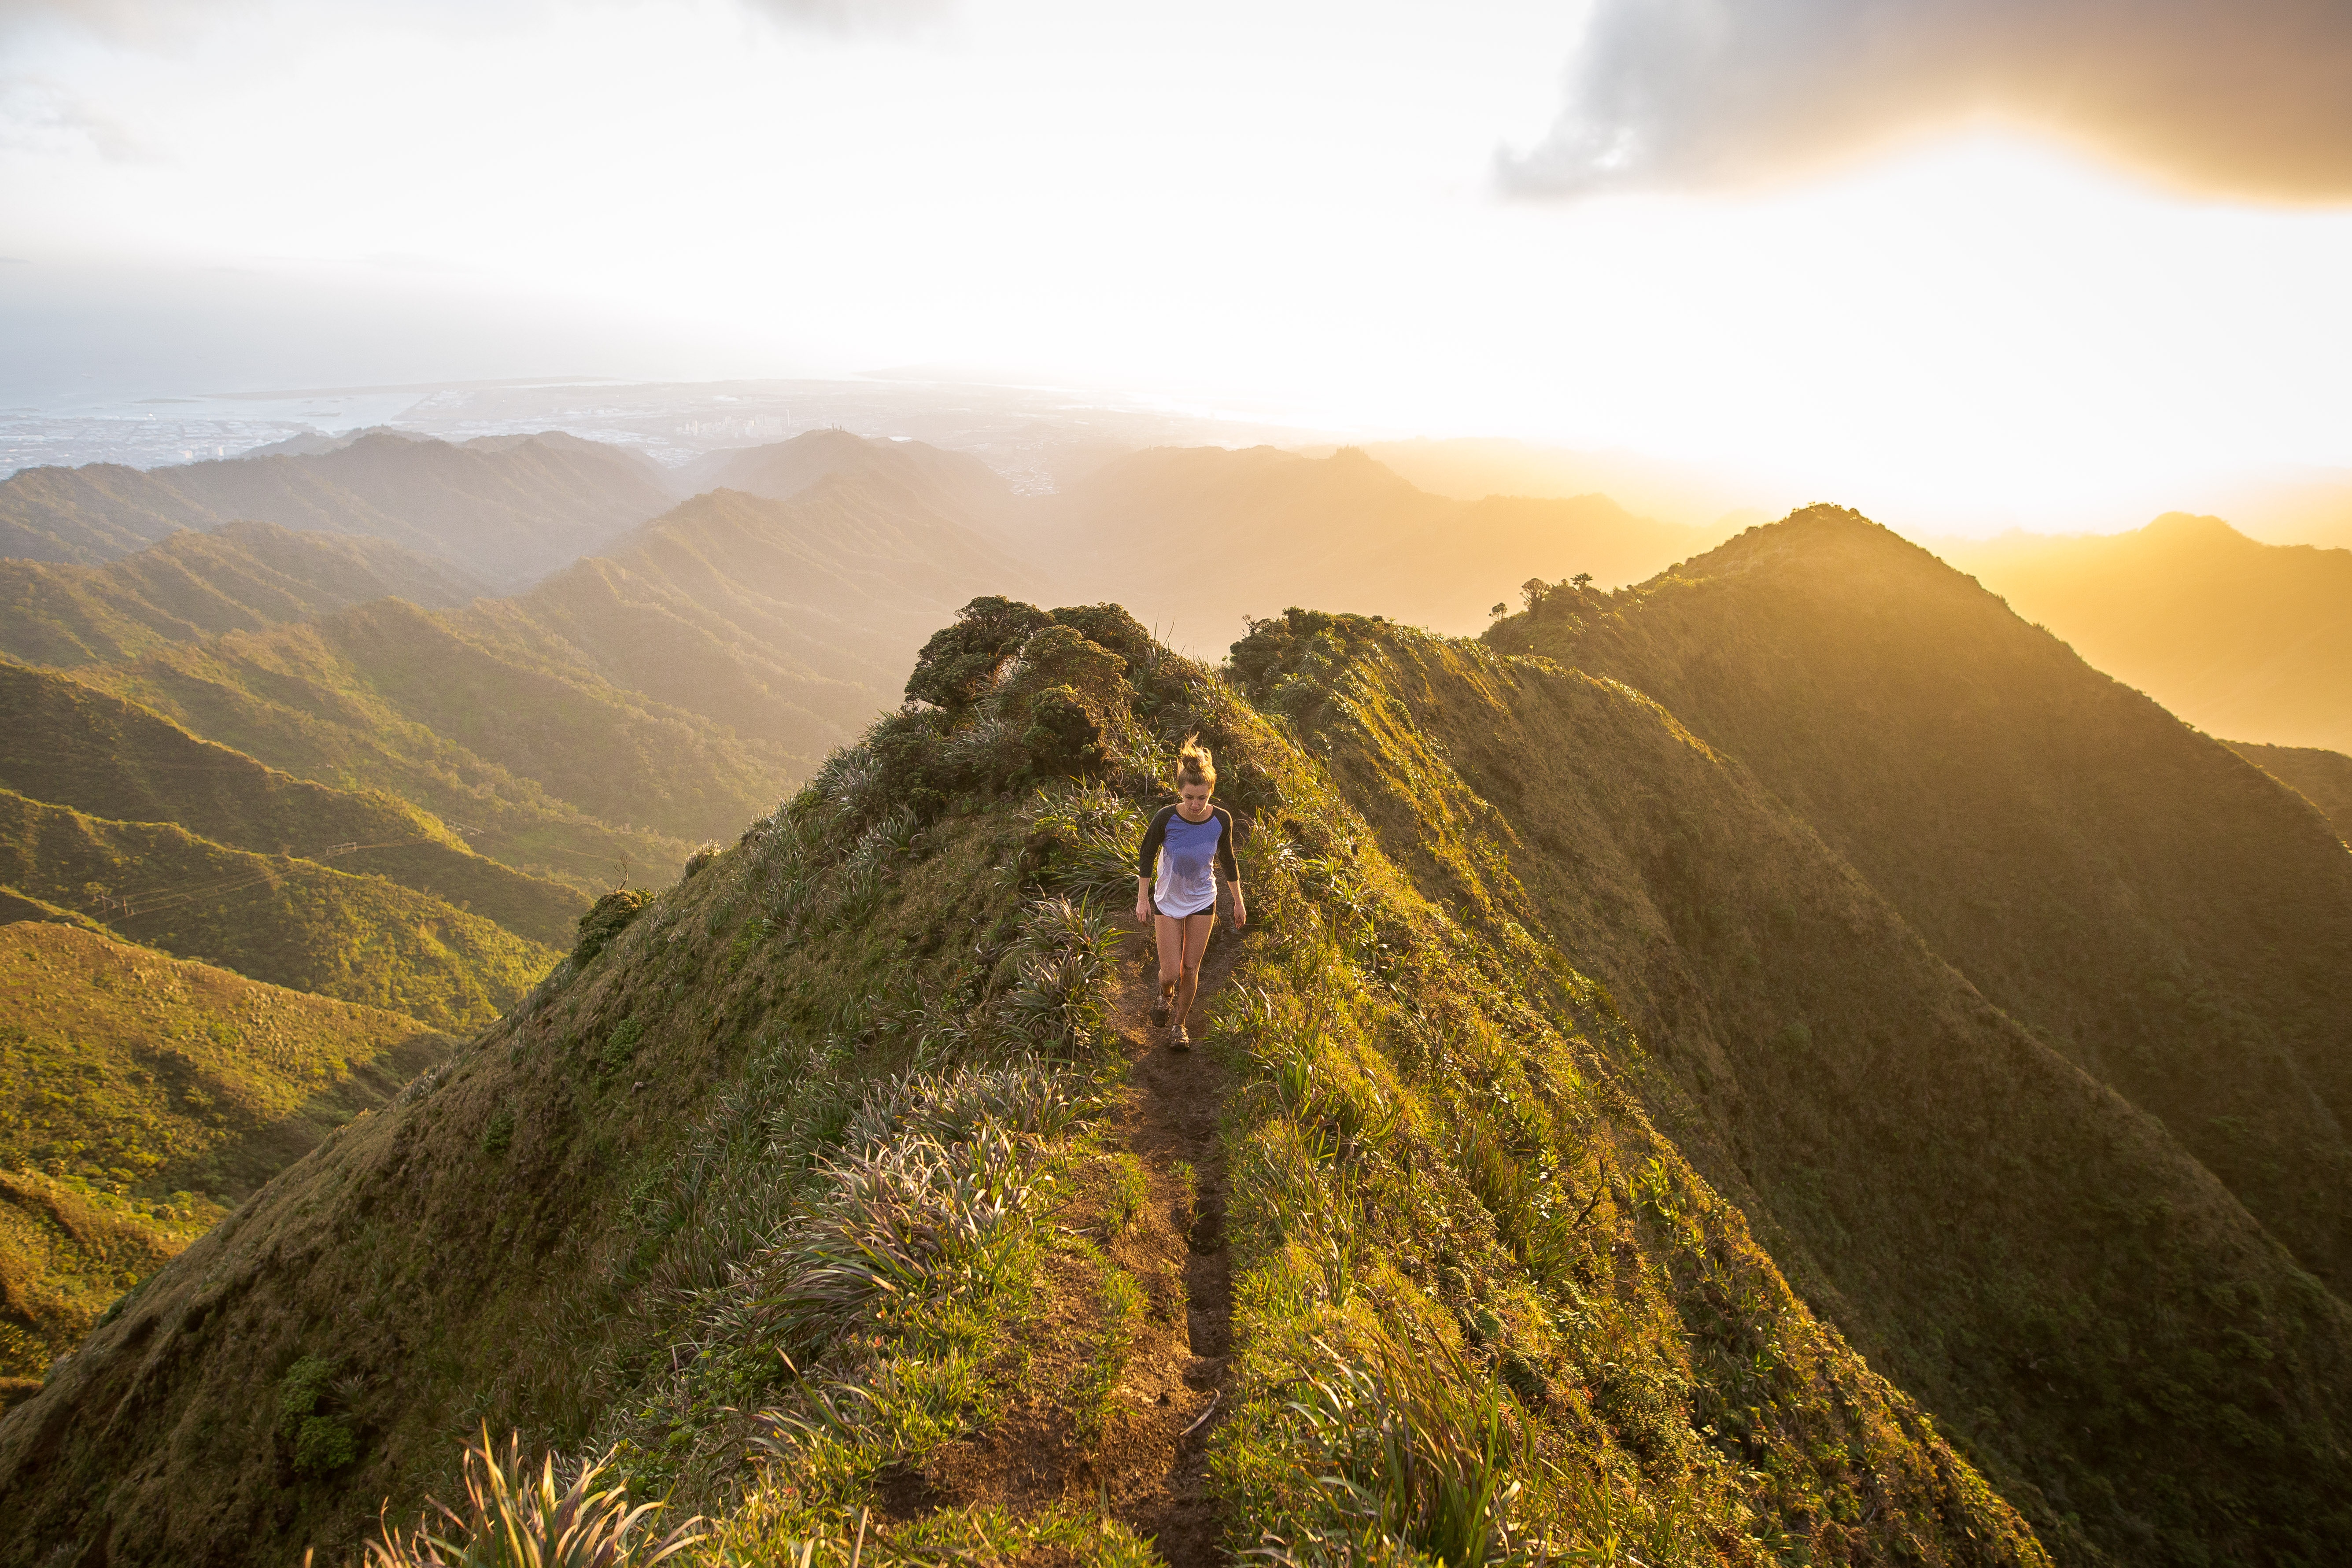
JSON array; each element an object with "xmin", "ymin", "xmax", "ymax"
[
  {"xmin": 1231, "ymin": 889, "xmax": 1248, "ymax": 929},
  {"xmin": 1135, "ymin": 896, "xmax": 1152, "ymax": 927}
]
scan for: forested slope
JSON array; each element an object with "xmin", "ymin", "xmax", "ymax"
[
  {"xmin": 0, "ymin": 661, "xmax": 583, "ymax": 945},
  {"xmin": 0, "ymin": 521, "xmax": 488, "ymax": 668},
  {"xmin": 0, "ymin": 923, "xmax": 448, "ymax": 1384},
  {"xmin": 1492, "ymin": 508, "xmax": 2352, "ymax": 1297},
  {"xmin": 0, "ymin": 790, "xmax": 555, "ymax": 1031}
]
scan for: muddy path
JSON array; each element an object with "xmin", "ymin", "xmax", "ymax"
[{"xmin": 901, "ymin": 894, "xmax": 1250, "ymax": 1565}]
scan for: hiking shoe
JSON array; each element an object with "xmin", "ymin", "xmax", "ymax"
[
  {"xmin": 1149, "ymin": 993, "xmax": 1171, "ymax": 1028},
  {"xmin": 1170, "ymin": 1023, "xmax": 1191, "ymax": 1051}
]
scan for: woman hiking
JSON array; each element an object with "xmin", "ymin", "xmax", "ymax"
[{"xmin": 1135, "ymin": 738, "xmax": 1245, "ymax": 1050}]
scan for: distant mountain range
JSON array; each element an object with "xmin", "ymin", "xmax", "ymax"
[
  {"xmin": 1020, "ymin": 443, "xmax": 1717, "ymax": 648},
  {"xmin": 0, "ymin": 431, "xmax": 671, "ymax": 587},
  {"xmin": 1942, "ymin": 512, "xmax": 2352, "ymax": 754}
]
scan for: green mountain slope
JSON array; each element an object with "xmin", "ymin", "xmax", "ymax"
[
  {"xmin": 0, "ymin": 602, "xmax": 2053, "ymax": 1566},
  {"xmin": 1030, "ymin": 444, "xmax": 1708, "ymax": 645},
  {"xmin": 0, "ymin": 922, "xmax": 448, "ymax": 1383},
  {"xmin": 0, "ymin": 661, "xmax": 584, "ymax": 946},
  {"xmin": 0, "ymin": 432, "xmax": 670, "ymax": 587},
  {"xmin": 53, "ymin": 451, "xmax": 1060, "ymax": 889},
  {"xmin": 0, "ymin": 520, "xmax": 488, "ymax": 668},
  {"xmin": 0, "ymin": 789, "xmax": 557, "ymax": 1032},
  {"xmin": 1941, "ymin": 513, "xmax": 2352, "ymax": 753},
  {"xmin": 69, "ymin": 598, "xmax": 783, "ymax": 884},
  {"xmin": 1493, "ymin": 507, "xmax": 2352, "ymax": 1299},
  {"xmin": 511, "ymin": 473, "xmax": 1048, "ymax": 737},
  {"xmin": 1240, "ymin": 606, "xmax": 2352, "ymax": 1563},
  {"xmin": 2228, "ymin": 740, "xmax": 2352, "ymax": 841},
  {"xmin": 6, "ymin": 597, "xmax": 2348, "ymax": 1565}
]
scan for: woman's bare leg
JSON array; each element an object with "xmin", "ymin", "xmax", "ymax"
[
  {"xmin": 1174, "ymin": 910, "xmax": 1215, "ymax": 1026},
  {"xmin": 1154, "ymin": 912, "xmax": 1186, "ymax": 1016}
]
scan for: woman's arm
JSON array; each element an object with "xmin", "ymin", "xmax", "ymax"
[
  {"xmin": 1135, "ymin": 807, "xmax": 1172, "ymax": 926},
  {"xmin": 1218, "ymin": 807, "xmax": 1246, "ymax": 927}
]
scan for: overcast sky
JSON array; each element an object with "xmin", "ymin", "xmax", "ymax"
[{"xmin": 4, "ymin": 0, "xmax": 2350, "ymax": 530}]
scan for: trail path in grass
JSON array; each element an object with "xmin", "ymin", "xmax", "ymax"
[{"xmin": 895, "ymin": 892, "xmax": 1248, "ymax": 1567}]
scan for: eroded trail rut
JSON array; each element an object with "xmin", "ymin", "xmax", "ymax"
[
  {"xmin": 882, "ymin": 903, "xmax": 1248, "ymax": 1567},
  {"xmin": 1093, "ymin": 909, "xmax": 1247, "ymax": 1567}
]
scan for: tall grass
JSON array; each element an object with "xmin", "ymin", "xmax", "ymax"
[{"xmin": 359, "ymin": 1426, "xmax": 703, "ymax": 1568}]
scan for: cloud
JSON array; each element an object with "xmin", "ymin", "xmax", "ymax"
[
  {"xmin": 1502, "ymin": 0, "xmax": 2352, "ymax": 202},
  {"xmin": 737, "ymin": 0, "xmax": 949, "ymax": 36},
  {"xmin": 0, "ymin": 70, "xmax": 162, "ymax": 159}
]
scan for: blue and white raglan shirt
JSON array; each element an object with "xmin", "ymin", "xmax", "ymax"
[{"xmin": 1136, "ymin": 804, "xmax": 1238, "ymax": 918}]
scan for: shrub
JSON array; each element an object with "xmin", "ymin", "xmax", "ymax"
[
  {"xmin": 905, "ymin": 596, "xmax": 1056, "ymax": 712},
  {"xmin": 362, "ymin": 1426, "xmax": 703, "ymax": 1568},
  {"xmin": 571, "ymin": 889, "xmax": 650, "ymax": 967},
  {"xmin": 293, "ymin": 1413, "xmax": 357, "ymax": 1476}
]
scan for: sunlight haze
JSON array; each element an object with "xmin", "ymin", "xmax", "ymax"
[{"xmin": 4, "ymin": 0, "xmax": 2351, "ymax": 534}]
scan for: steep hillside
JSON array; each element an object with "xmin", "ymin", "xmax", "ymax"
[
  {"xmin": 509, "ymin": 472, "xmax": 1044, "ymax": 742},
  {"xmin": 1492, "ymin": 508, "xmax": 2352, "ymax": 1299},
  {"xmin": 1031, "ymin": 445, "xmax": 1706, "ymax": 645},
  {"xmin": 0, "ymin": 601, "xmax": 2063, "ymax": 1568},
  {"xmin": 0, "ymin": 521, "xmax": 487, "ymax": 668},
  {"xmin": 2228, "ymin": 741, "xmax": 2352, "ymax": 841},
  {"xmin": 0, "ymin": 789, "xmax": 558, "ymax": 1032},
  {"xmin": 1234, "ymin": 608, "xmax": 2352, "ymax": 1563},
  {"xmin": 1942, "ymin": 514, "xmax": 2352, "ymax": 753},
  {"xmin": 671, "ymin": 428, "xmax": 1019, "ymax": 531},
  {"xmin": 0, "ymin": 662, "xmax": 584, "ymax": 946},
  {"xmin": 0, "ymin": 923, "xmax": 447, "ymax": 1382},
  {"xmin": 0, "ymin": 432, "xmax": 669, "ymax": 587},
  {"xmin": 70, "ymin": 598, "xmax": 787, "ymax": 883}
]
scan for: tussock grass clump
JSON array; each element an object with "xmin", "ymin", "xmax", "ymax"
[{"xmin": 361, "ymin": 1426, "xmax": 704, "ymax": 1568}]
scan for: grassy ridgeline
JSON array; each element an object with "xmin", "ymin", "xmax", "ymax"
[
  {"xmin": 4, "ymin": 588, "xmax": 2347, "ymax": 1565},
  {"xmin": 0, "ymin": 789, "xmax": 558, "ymax": 1032},
  {"xmin": 2229, "ymin": 739, "xmax": 2352, "ymax": 842},
  {"xmin": 0, "ymin": 603, "xmax": 2076, "ymax": 1564},
  {"xmin": 1236, "ymin": 605, "xmax": 2352, "ymax": 1563},
  {"xmin": 0, "ymin": 922, "xmax": 448, "ymax": 1384}
]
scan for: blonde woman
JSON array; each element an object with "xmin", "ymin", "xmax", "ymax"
[{"xmin": 1134, "ymin": 739, "xmax": 1246, "ymax": 1049}]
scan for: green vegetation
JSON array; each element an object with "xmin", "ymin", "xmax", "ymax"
[
  {"xmin": 0, "ymin": 922, "xmax": 446, "ymax": 1376},
  {"xmin": 0, "ymin": 519, "xmax": 487, "ymax": 668},
  {"xmin": 0, "ymin": 787, "xmax": 557, "ymax": 1030},
  {"xmin": 7, "ymin": 577, "xmax": 2350, "ymax": 1568},
  {"xmin": 1492, "ymin": 507, "xmax": 2352, "ymax": 1299},
  {"xmin": 0, "ymin": 660, "xmax": 585, "ymax": 945},
  {"xmin": 2229, "ymin": 739, "xmax": 2352, "ymax": 842}
]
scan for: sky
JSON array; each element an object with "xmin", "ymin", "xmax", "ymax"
[{"xmin": 4, "ymin": 0, "xmax": 2351, "ymax": 534}]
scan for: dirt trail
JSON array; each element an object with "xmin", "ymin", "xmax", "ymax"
[{"xmin": 904, "ymin": 896, "xmax": 1248, "ymax": 1566}]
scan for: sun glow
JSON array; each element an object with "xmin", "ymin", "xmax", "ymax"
[{"xmin": 2, "ymin": 2, "xmax": 2348, "ymax": 535}]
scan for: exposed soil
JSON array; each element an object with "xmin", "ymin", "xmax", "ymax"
[{"xmin": 903, "ymin": 896, "xmax": 1248, "ymax": 1567}]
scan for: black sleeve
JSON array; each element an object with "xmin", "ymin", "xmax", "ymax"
[
  {"xmin": 1215, "ymin": 806, "xmax": 1240, "ymax": 882},
  {"xmin": 1137, "ymin": 806, "xmax": 1175, "ymax": 880}
]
